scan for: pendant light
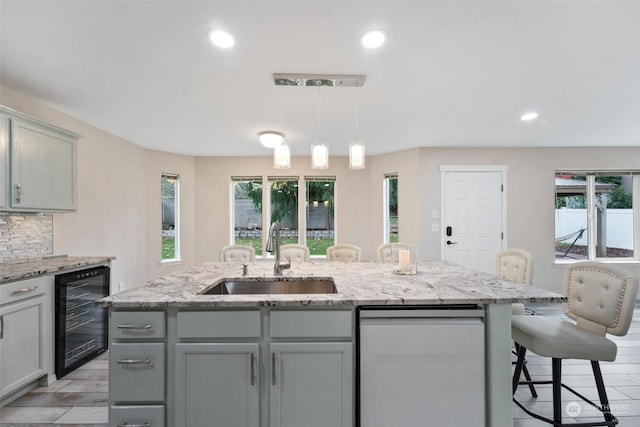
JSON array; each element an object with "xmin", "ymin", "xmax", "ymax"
[
  {"xmin": 272, "ymin": 86, "xmax": 290, "ymax": 169},
  {"xmin": 349, "ymin": 82, "xmax": 365, "ymax": 169},
  {"xmin": 311, "ymin": 86, "xmax": 329, "ymax": 170},
  {"xmin": 273, "ymin": 143, "xmax": 291, "ymax": 169}
]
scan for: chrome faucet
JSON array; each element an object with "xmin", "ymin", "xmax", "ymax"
[{"xmin": 265, "ymin": 222, "xmax": 291, "ymax": 276}]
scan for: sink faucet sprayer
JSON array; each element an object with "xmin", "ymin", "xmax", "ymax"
[{"xmin": 265, "ymin": 222, "xmax": 291, "ymax": 276}]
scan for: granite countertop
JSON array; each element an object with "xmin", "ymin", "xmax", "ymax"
[
  {"xmin": 0, "ymin": 255, "xmax": 116, "ymax": 283},
  {"xmin": 98, "ymin": 260, "xmax": 565, "ymax": 308}
]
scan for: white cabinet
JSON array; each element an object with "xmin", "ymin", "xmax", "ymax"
[
  {"xmin": 108, "ymin": 311, "xmax": 166, "ymax": 427},
  {"xmin": 270, "ymin": 342, "xmax": 352, "ymax": 427},
  {"xmin": 0, "ymin": 106, "xmax": 78, "ymax": 212},
  {"xmin": 175, "ymin": 343, "xmax": 260, "ymax": 427},
  {"xmin": 0, "ymin": 276, "xmax": 49, "ymax": 400}
]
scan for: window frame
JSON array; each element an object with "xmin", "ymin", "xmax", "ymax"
[
  {"xmin": 161, "ymin": 173, "xmax": 180, "ymax": 263},
  {"xmin": 555, "ymin": 170, "xmax": 638, "ymax": 263},
  {"xmin": 383, "ymin": 173, "xmax": 398, "ymax": 244}
]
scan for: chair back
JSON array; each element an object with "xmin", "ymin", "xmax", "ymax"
[
  {"xmin": 496, "ymin": 248, "xmax": 533, "ymax": 285},
  {"xmin": 563, "ymin": 262, "xmax": 637, "ymax": 336},
  {"xmin": 326, "ymin": 244, "xmax": 361, "ymax": 262},
  {"xmin": 377, "ymin": 243, "xmax": 411, "ymax": 262},
  {"xmin": 220, "ymin": 245, "xmax": 256, "ymax": 262},
  {"xmin": 280, "ymin": 244, "xmax": 311, "ymax": 262}
]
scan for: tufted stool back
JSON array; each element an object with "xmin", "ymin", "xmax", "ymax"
[
  {"xmin": 280, "ymin": 244, "xmax": 311, "ymax": 262},
  {"xmin": 326, "ymin": 244, "xmax": 361, "ymax": 262},
  {"xmin": 496, "ymin": 248, "xmax": 533, "ymax": 285},
  {"xmin": 220, "ymin": 245, "xmax": 256, "ymax": 262},
  {"xmin": 563, "ymin": 262, "xmax": 637, "ymax": 336},
  {"xmin": 376, "ymin": 243, "xmax": 410, "ymax": 262}
]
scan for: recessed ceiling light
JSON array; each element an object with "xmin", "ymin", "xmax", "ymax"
[
  {"xmin": 207, "ymin": 29, "xmax": 235, "ymax": 48},
  {"xmin": 361, "ymin": 30, "xmax": 387, "ymax": 49},
  {"xmin": 520, "ymin": 112, "xmax": 539, "ymax": 121},
  {"xmin": 258, "ymin": 131, "xmax": 285, "ymax": 148}
]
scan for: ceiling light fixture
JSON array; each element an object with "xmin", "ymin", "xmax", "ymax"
[
  {"xmin": 349, "ymin": 82, "xmax": 365, "ymax": 170},
  {"xmin": 207, "ymin": 29, "xmax": 235, "ymax": 48},
  {"xmin": 521, "ymin": 112, "xmax": 539, "ymax": 122},
  {"xmin": 311, "ymin": 87, "xmax": 329, "ymax": 170},
  {"xmin": 361, "ymin": 30, "xmax": 387, "ymax": 49},
  {"xmin": 258, "ymin": 131, "xmax": 284, "ymax": 148}
]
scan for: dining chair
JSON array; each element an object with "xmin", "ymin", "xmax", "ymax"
[
  {"xmin": 512, "ymin": 262, "xmax": 638, "ymax": 426},
  {"xmin": 280, "ymin": 244, "xmax": 310, "ymax": 262},
  {"xmin": 326, "ymin": 244, "xmax": 361, "ymax": 262},
  {"xmin": 219, "ymin": 245, "xmax": 256, "ymax": 262},
  {"xmin": 376, "ymin": 242, "xmax": 410, "ymax": 262}
]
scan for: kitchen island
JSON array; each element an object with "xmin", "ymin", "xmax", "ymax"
[{"xmin": 100, "ymin": 260, "xmax": 565, "ymax": 427}]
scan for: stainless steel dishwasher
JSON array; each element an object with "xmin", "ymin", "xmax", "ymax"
[{"xmin": 358, "ymin": 306, "xmax": 485, "ymax": 427}]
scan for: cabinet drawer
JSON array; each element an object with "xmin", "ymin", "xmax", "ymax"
[
  {"xmin": 270, "ymin": 310, "xmax": 352, "ymax": 338},
  {"xmin": 111, "ymin": 311, "xmax": 165, "ymax": 339},
  {"xmin": 109, "ymin": 343, "xmax": 165, "ymax": 403},
  {"xmin": 177, "ymin": 310, "xmax": 261, "ymax": 338},
  {"xmin": 0, "ymin": 276, "xmax": 47, "ymax": 305},
  {"xmin": 110, "ymin": 404, "xmax": 164, "ymax": 427}
]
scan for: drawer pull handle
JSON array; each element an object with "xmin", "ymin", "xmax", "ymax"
[
  {"xmin": 15, "ymin": 184, "xmax": 21, "ymax": 204},
  {"xmin": 250, "ymin": 353, "xmax": 256, "ymax": 386},
  {"xmin": 117, "ymin": 324, "xmax": 152, "ymax": 330},
  {"xmin": 116, "ymin": 424, "xmax": 150, "ymax": 427},
  {"xmin": 117, "ymin": 358, "xmax": 152, "ymax": 365},
  {"xmin": 0, "ymin": 315, "xmax": 4, "ymax": 339},
  {"xmin": 11, "ymin": 286, "xmax": 38, "ymax": 296}
]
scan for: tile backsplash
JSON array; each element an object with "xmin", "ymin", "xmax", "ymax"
[{"xmin": 0, "ymin": 213, "xmax": 54, "ymax": 263}]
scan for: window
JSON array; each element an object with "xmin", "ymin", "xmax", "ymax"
[
  {"xmin": 383, "ymin": 174, "xmax": 398, "ymax": 243},
  {"xmin": 161, "ymin": 174, "xmax": 180, "ymax": 261},
  {"xmin": 555, "ymin": 172, "xmax": 636, "ymax": 260},
  {"xmin": 306, "ymin": 177, "xmax": 335, "ymax": 256},
  {"xmin": 231, "ymin": 177, "xmax": 263, "ymax": 255},
  {"xmin": 269, "ymin": 177, "xmax": 299, "ymax": 248}
]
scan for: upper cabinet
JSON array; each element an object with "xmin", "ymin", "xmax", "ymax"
[{"xmin": 1, "ymin": 107, "xmax": 78, "ymax": 212}]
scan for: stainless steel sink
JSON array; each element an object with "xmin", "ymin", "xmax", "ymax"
[{"xmin": 202, "ymin": 278, "xmax": 337, "ymax": 295}]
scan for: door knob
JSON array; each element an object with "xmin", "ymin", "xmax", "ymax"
[{"xmin": 446, "ymin": 240, "xmax": 458, "ymax": 245}]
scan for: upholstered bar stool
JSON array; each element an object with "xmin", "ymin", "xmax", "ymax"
[
  {"xmin": 326, "ymin": 244, "xmax": 361, "ymax": 262},
  {"xmin": 219, "ymin": 245, "xmax": 256, "ymax": 262},
  {"xmin": 280, "ymin": 244, "xmax": 310, "ymax": 262},
  {"xmin": 512, "ymin": 262, "xmax": 638, "ymax": 426},
  {"xmin": 496, "ymin": 248, "xmax": 537, "ymax": 397},
  {"xmin": 376, "ymin": 242, "xmax": 410, "ymax": 262}
]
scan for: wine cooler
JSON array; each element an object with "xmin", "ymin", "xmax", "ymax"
[{"xmin": 55, "ymin": 266, "xmax": 109, "ymax": 378}]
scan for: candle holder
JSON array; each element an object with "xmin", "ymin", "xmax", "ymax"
[{"xmin": 393, "ymin": 247, "xmax": 418, "ymax": 275}]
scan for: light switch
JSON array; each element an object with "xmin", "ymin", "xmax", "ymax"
[
  {"xmin": 431, "ymin": 223, "xmax": 440, "ymax": 232},
  {"xmin": 431, "ymin": 211, "xmax": 440, "ymax": 219}
]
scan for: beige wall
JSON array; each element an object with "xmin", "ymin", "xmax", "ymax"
[
  {"xmin": 0, "ymin": 85, "xmax": 196, "ymax": 291},
  {"xmin": 415, "ymin": 147, "xmax": 640, "ymax": 294},
  {"xmin": 194, "ymin": 155, "xmax": 372, "ymax": 262},
  {"xmin": 3, "ymin": 85, "xmax": 639, "ymax": 297}
]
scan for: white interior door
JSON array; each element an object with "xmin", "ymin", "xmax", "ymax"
[{"xmin": 441, "ymin": 167, "xmax": 506, "ymax": 274}]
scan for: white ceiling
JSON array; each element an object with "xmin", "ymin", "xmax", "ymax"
[{"xmin": 1, "ymin": 0, "xmax": 639, "ymax": 157}]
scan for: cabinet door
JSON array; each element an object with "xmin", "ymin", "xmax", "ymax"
[
  {"xmin": 10, "ymin": 117, "xmax": 76, "ymax": 211},
  {"xmin": 175, "ymin": 343, "xmax": 259, "ymax": 427},
  {"xmin": 270, "ymin": 342, "xmax": 352, "ymax": 427},
  {"xmin": 0, "ymin": 295, "xmax": 45, "ymax": 397}
]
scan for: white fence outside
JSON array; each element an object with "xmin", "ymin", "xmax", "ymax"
[{"xmin": 555, "ymin": 208, "xmax": 633, "ymax": 250}]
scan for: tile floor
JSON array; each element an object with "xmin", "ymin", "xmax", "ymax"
[
  {"xmin": 0, "ymin": 305, "xmax": 638, "ymax": 426},
  {"xmin": 0, "ymin": 352, "xmax": 108, "ymax": 427}
]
